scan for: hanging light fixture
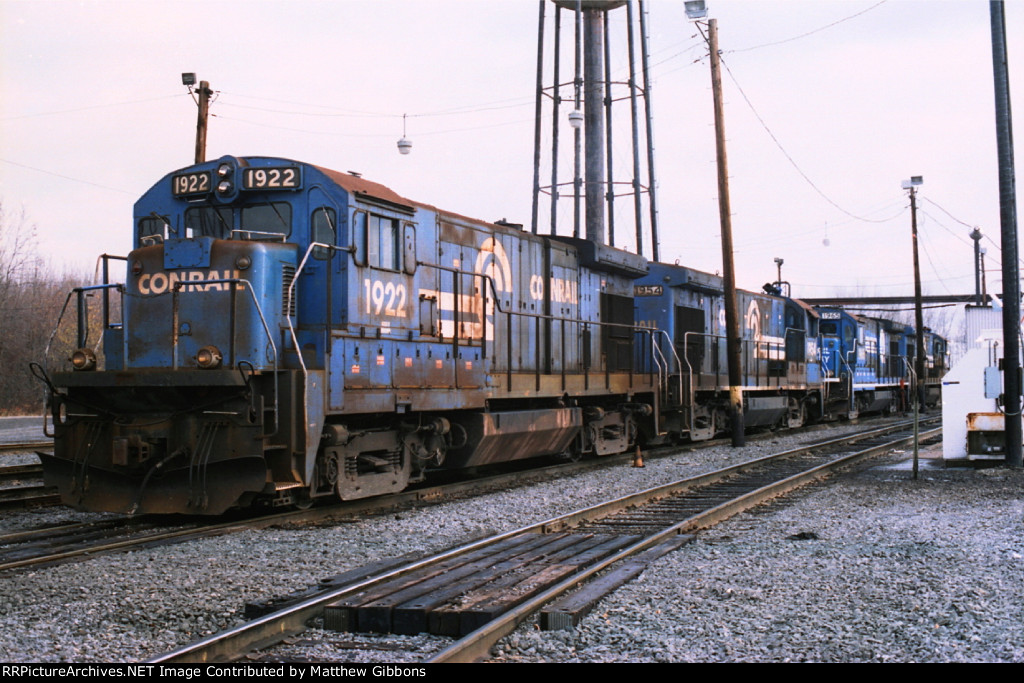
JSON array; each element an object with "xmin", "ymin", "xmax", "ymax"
[
  {"xmin": 567, "ymin": 109, "xmax": 584, "ymax": 129},
  {"xmin": 397, "ymin": 113, "xmax": 412, "ymax": 155}
]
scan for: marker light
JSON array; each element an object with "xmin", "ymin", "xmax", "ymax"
[
  {"xmin": 196, "ymin": 346, "xmax": 223, "ymax": 369},
  {"xmin": 71, "ymin": 348, "xmax": 97, "ymax": 371}
]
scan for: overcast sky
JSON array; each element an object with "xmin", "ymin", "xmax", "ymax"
[{"xmin": 1, "ymin": 0, "xmax": 1021, "ymax": 301}]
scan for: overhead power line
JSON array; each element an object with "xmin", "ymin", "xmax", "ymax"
[
  {"xmin": 727, "ymin": 1, "xmax": 889, "ymax": 54},
  {"xmin": 2, "ymin": 94, "xmax": 187, "ymax": 121},
  {"xmin": 697, "ymin": 24, "xmax": 905, "ymax": 225},
  {"xmin": 0, "ymin": 158, "xmax": 134, "ymax": 195}
]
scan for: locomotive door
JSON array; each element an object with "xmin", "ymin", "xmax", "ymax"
[
  {"xmin": 302, "ymin": 188, "xmax": 341, "ymax": 328},
  {"xmin": 784, "ymin": 303, "xmax": 805, "ymax": 363},
  {"xmin": 674, "ymin": 305, "xmax": 705, "ymax": 381},
  {"xmin": 818, "ymin": 314, "xmax": 844, "ymax": 379},
  {"xmin": 300, "ymin": 189, "xmax": 343, "ymax": 371},
  {"xmin": 437, "ymin": 223, "xmax": 486, "ymax": 390}
]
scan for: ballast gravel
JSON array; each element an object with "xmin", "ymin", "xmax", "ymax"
[{"xmin": 1, "ymin": 420, "xmax": 1022, "ymax": 663}]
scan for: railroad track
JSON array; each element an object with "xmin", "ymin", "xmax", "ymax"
[
  {"xmin": 0, "ymin": 441, "xmax": 52, "ymax": 454},
  {"xmin": 0, "ymin": 516, "xmax": 220, "ymax": 572},
  {"xmin": 0, "ymin": 463, "xmax": 43, "ymax": 483},
  {"xmin": 0, "ymin": 415, "xmax": 928, "ymax": 571},
  {"xmin": 0, "ymin": 460, "xmax": 59, "ymax": 510},
  {"xmin": 148, "ymin": 416, "xmax": 940, "ymax": 664},
  {"xmin": 0, "ymin": 484, "xmax": 60, "ymax": 511}
]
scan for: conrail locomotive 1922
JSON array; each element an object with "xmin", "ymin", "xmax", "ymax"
[{"xmin": 36, "ymin": 155, "xmax": 945, "ymax": 515}]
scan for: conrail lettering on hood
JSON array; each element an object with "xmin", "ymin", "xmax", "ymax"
[{"xmin": 137, "ymin": 269, "xmax": 242, "ymax": 295}]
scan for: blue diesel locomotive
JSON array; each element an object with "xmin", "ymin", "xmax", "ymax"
[
  {"xmin": 631, "ymin": 263, "xmax": 946, "ymax": 441},
  {"xmin": 38, "ymin": 155, "xmax": 946, "ymax": 515},
  {"xmin": 40, "ymin": 155, "xmax": 660, "ymax": 514}
]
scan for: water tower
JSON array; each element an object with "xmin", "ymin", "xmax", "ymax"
[{"xmin": 530, "ymin": 0, "xmax": 660, "ymax": 260}]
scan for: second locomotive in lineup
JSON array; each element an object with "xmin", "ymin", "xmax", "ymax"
[{"xmin": 39, "ymin": 156, "xmax": 947, "ymax": 515}]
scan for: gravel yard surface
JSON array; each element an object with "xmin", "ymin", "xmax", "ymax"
[
  {"xmin": 1, "ymin": 420, "xmax": 1020, "ymax": 663},
  {"xmin": 490, "ymin": 456, "xmax": 1024, "ymax": 663}
]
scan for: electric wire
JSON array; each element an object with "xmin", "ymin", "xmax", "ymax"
[
  {"xmin": 0, "ymin": 158, "xmax": 134, "ymax": 195},
  {"xmin": 210, "ymin": 112, "xmax": 532, "ymax": 138},
  {"xmin": 695, "ymin": 22, "xmax": 905, "ymax": 225},
  {"xmin": 726, "ymin": 1, "xmax": 889, "ymax": 54},
  {"xmin": 0, "ymin": 94, "xmax": 187, "ymax": 121}
]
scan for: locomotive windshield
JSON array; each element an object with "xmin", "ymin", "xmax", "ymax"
[
  {"xmin": 240, "ymin": 202, "xmax": 292, "ymax": 237},
  {"xmin": 137, "ymin": 202, "xmax": 294, "ymax": 245},
  {"xmin": 185, "ymin": 206, "xmax": 232, "ymax": 237}
]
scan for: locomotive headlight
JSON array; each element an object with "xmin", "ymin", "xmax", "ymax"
[
  {"xmin": 131, "ymin": 260, "xmax": 144, "ymax": 276},
  {"xmin": 217, "ymin": 180, "xmax": 234, "ymax": 194},
  {"xmin": 235, "ymin": 255, "xmax": 252, "ymax": 270},
  {"xmin": 71, "ymin": 348, "xmax": 97, "ymax": 371},
  {"xmin": 195, "ymin": 345, "xmax": 223, "ymax": 369},
  {"xmin": 217, "ymin": 162, "xmax": 233, "ymax": 178}
]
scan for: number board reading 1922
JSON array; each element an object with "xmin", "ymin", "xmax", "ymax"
[
  {"xmin": 243, "ymin": 167, "xmax": 301, "ymax": 190},
  {"xmin": 172, "ymin": 172, "xmax": 211, "ymax": 196}
]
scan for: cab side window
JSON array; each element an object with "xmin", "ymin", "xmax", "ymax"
[
  {"xmin": 354, "ymin": 210, "xmax": 402, "ymax": 271},
  {"xmin": 369, "ymin": 215, "xmax": 401, "ymax": 271},
  {"xmin": 311, "ymin": 207, "xmax": 336, "ymax": 260}
]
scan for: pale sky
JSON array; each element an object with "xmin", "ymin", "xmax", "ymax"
[{"xmin": 1, "ymin": 0, "xmax": 1021, "ymax": 300}]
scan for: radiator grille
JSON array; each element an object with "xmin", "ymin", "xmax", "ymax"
[{"xmin": 282, "ymin": 265, "xmax": 296, "ymax": 317}]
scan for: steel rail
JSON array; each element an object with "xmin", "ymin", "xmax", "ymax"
[
  {"xmin": 0, "ymin": 442, "xmax": 51, "ymax": 453},
  {"xmin": 147, "ymin": 417, "xmax": 938, "ymax": 663},
  {"xmin": 430, "ymin": 424, "xmax": 941, "ymax": 662}
]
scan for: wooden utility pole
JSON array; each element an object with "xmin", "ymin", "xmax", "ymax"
[
  {"xmin": 708, "ymin": 18, "xmax": 744, "ymax": 447},
  {"xmin": 909, "ymin": 183, "xmax": 924, "ymax": 479},
  {"xmin": 910, "ymin": 185, "xmax": 926, "ymax": 400},
  {"xmin": 194, "ymin": 80, "xmax": 212, "ymax": 164}
]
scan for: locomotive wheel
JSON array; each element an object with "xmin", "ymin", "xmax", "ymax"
[
  {"xmin": 554, "ymin": 441, "xmax": 583, "ymax": 462},
  {"xmin": 293, "ymin": 490, "xmax": 314, "ymax": 510}
]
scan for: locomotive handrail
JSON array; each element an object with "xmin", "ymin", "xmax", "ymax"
[
  {"xmin": 645, "ymin": 329, "xmax": 681, "ymax": 434},
  {"xmin": 41, "ymin": 283, "xmax": 126, "ymax": 439},
  {"xmin": 44, "ymin": 283, "xmax": 126, "ymax": 374},
  {"xmin": 837, "ymin": 347, "xmax": 856, "ymax": 414},
  {"xmin": 285, "ymin": 241, "xmax": 339, "ymax": 377},
  {"xmin": 94, "ymin": 253, "xmax": 127, "ymax": 331},
  {"xmin": 681, "ymin": 331, "xmax": 787, "ymax": 391},
  {"xmin": 229, "ymin": 229, "xmax": 288, "ymax": 242},
  {"xmin": 170, "ymin": 278, "xmax": 280, "ymax": 438},
  {"xmin": 416, "ymin": 259, "xmax": 655, "ymax": 383},
  {"xmin": 649, "ymin": 329, "xmax": 679, "ymax": 397},
  {"xmin": 679, "ymin": 329, "xmax": 704, "ymax": 432},
  {"xmin": 782, "ymin": 326, "xmax": 806, "ymax": 362},
  {"xmin": 283, "ymin": 241, "xmax": 346, "ymax": 454}
]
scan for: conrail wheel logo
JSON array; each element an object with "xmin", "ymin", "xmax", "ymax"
[
  {"xmin": 474, "ymin": 237, "xmax": 513, "ymax": 293},
  {"xmin": 746, "ymin": 299, "xmax": 762, "ymax": 340}
]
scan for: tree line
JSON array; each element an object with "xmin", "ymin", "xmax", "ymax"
[{"xmin": 0, "ymin": 202, "xmax": 103, "ymax": 415}]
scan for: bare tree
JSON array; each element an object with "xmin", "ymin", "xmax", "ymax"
[{"xmin": 0, "ymin": 202, "xmax": 94, "ymax": 414}]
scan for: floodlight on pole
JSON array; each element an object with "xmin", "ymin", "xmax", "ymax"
[{"xmin": 684, "ymin": 1, "xmax": 708, "ymax": 20}]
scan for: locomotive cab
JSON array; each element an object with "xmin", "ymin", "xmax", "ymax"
[{"xmin": 42, "ymin": 157, "xmax": 324, "ymax": 513}]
